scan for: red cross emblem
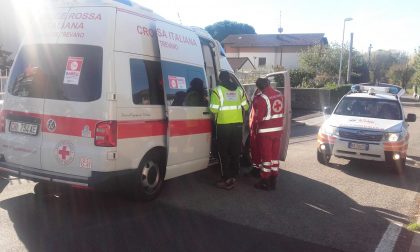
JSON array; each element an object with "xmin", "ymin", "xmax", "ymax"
[
  {"xmin": 59, "ymin": 146, "xmax": 70, "ymax": 160},
  {"xmin": 272, "ymin": 99, "xmax": 283, "ymax": 113},
  {"xmin": 55, "ymin": 141, "xmax": 75, "ymax": 165}
]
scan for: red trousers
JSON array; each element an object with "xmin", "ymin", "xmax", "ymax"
[{"xmin": 251, "ymin": 134, "xmax": 281, "ymax": 179}]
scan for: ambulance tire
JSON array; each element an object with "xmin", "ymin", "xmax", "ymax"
[
  {"xmin": 130, "ymin": 150, "xmax": 165, "ymax": 201},
  {"xmin": 34, "ymin": 182, "xmax": 70, "ymax": 199},
  {"xmin": 317, "ymin": 150, "xmax": 331, "ymax": 165},
  {"xmin": 33, "ymin": 182, "xmax": 54, "ymax": 198}
]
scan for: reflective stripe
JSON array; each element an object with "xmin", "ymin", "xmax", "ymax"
[
  {"xmin": 262, "ymin": 168, "xmax": 271, "ymax": 172},
  {"xmin": 263, "ymin": 113, "xmax": 284, "ymax": 120},
  {"xmin": 220, "ymin": 105, "xmax": 242, "ymax": 111},
  {"xmin": 258, "ymin": 127, "xmax": 283, "ymax": 133},
  {"xmin": 217, "ymin": 86, "xmax": 224, "ymax": 107},
  {"xmin": 210, "ymin": 104, "xmax": 220, "ymax": 109},
  {"xmin": 262, "ymin": 162, "xmax": 271, "ymax": 166},
  {"xmin": 241, "ymin": 100, "xmax": 248, "ymax": 106},
  {"xmin": 272, "ymin": 160, "xmax": 279, "ymax": 165},
  {"xmin": 272, "ymin": 167, "xmax": 279, "ymax": 172},
  {"xmin": 260, "ymin": 94, "xmax": 271, "ymax": 120}
]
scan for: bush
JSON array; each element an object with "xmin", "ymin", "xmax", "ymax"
[
  {"xmin": 289, "ymin": 69, "xmax": 316, "ymax": 87},
  {"xmin": 325, "ymin": 84, "xmax": 351, "ymax": 107}
]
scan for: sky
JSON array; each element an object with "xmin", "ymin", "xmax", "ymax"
[{"xmin": 1, "ymin": 0, "xmax": 420, "ymax": 55}]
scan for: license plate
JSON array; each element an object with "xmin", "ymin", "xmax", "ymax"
[
  {"xmin": 9, "ymin": 121, "xmax": 39, "ymax": 136},
  {"xmin": 348, "ymin": 142, "xmax": 369, "ymax": 151}
]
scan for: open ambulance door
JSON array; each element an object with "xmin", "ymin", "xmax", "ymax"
[
  {"xmin": 155, "ymin": 21, "xmax": 212, "ymax": 179},
  {"xmin": 266, "ymin": 71, "xmax": 291, "ymax": 161}
]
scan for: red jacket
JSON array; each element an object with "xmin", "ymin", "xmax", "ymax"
[{"xmin": 250, "ymin": 86, "xmax": 284, "ymax": 138}]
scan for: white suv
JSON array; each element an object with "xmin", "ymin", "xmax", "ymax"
[{"xmin": 317, "ymin": 84, "xmax": 416, "ymax": 173}]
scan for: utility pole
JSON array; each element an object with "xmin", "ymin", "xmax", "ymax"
[{"xmin": 346, "ymin": 33, "xmax": 354, "ymax": 84}]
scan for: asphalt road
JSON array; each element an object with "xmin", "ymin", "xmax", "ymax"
[{"xmin": 1, "ymin": 106, "xmax": 420, "ymax": 252}]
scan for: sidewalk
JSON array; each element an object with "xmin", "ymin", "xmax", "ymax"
[
  {"xmin": 291, "ymin": 109, "xmax": 323, "ymax": 126},
  {"xmin": 401, "ymin": 95, "xmax": 420, "ymax": 107}
]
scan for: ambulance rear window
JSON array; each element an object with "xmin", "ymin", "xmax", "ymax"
[{"xmin": 8, "ymin": 44, "xmax": 102, "ymax": 102}]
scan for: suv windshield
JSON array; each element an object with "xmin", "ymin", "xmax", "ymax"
[
  {"xmin": 334, "ymin": 97, "xmax": 402, "ymax": 120},
  {"xmin": 8, "ymin": 44, "xmax": 102, "ymax": 102}
]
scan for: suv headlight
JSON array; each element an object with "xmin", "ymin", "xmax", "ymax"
[
  {"xmin": 383, "ymin": 131, "xmax": 406, "ymax": 142},
  {"xmin": 320, "ymin": 125, "xmax": 338, "ymax": 136}
]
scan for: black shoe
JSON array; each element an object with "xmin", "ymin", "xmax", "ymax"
[
  {"xmin": 250, "ymin": 168, "xmax": 261, "ymax": 178},
  {"xmin": 216, "ymin": 178, "xmax": 236, "ymax": 190},
  {"xmin": 254, "ymin": 179, "xmax": 270, "ymax": 191},
  {"xmin": 269, "ymin": 176, "xmax": 277, "ymax": 190}
]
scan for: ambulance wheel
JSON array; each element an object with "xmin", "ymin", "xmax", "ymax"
[
  {"xmin": 317, "ymin": 150, "xmax": 331, "ymax": 165},
  {"xmin": 34, "ymin": 182, "xmax": 53, "ymax": 198},
  {"xmin": 131, "ymin": 151, "xmax": 165, "ymax": 201}
]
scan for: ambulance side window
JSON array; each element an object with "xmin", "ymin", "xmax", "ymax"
[
  {"xmin": 130, "ymin": 59, "xmax": 164, "ymax": 105},
  {"xmin": 201, "ymin": 41, "xmax": 217, "ymax": 90}
]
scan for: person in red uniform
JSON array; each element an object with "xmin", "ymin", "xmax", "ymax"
[{"xmin": 250, "ymin": 77, "xmax": 284, "ymax": 190}]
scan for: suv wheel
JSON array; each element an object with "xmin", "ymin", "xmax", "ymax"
[{"xmin": 317, "ymin": 150, "xmax": 331, "ymax": 165}]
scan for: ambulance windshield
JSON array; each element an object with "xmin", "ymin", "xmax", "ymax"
[{"xmin": 8, "ymin": 44, "xmax": 103, "ymax": 102}]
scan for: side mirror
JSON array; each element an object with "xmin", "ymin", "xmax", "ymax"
[
  {"xmin": 323, "ymin": 106, "xmax": 332, "ymax": 115},
  {"xmin": 406, "ymin": 113, "xmax": 416, "ymax": 122}
]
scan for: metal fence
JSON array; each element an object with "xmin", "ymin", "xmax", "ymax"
[{"xmin": 0, "ymin": 76, "xmax": 7, "ymax": 97}]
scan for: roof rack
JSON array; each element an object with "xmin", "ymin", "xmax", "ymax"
[{"xmin": 349, "ymin": 84, "xmax": 403, "ymax": 98}]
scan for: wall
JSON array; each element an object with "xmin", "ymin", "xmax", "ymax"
[
  {"xmin": 224, "ymin": 45, "xmax": 309, "ymax": 70},
  {"xmin": 243, "ymin": 85, "xmax": 347, "ymax": 111}
]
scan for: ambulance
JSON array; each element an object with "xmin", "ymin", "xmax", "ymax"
[
  {"xmin": 317, "ymin": 84, "xmax": 416, "ymax": 174},
  {"xmin": 0, "ymin": 0, "xmax": 292, "ymax": 200}
]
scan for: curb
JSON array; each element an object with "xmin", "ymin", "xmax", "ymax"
[
  {"xmin": 291, "ymin": 120, "xmax": 306, "ymax": 127},
  {"xmin": 402, "ymin": 102, "xmax": 420, "ymax": 108}
]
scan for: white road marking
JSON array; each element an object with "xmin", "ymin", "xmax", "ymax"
[{"xmin": 375, "ymin": 222, "xmax": 403, "ymax": 252}]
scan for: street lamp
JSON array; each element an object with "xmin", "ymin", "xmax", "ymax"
[{"xmin": 338, "ymin": 17, "xmax": 353, "ymax": 85}]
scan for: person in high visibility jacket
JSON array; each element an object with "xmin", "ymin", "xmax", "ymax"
[
  {"xmin": 250, "ymin": 77, "xmax": 284, "ymax": 190},
  {"xmin": 209, "ymin": 71, "xmax": 249, "ymax": 190}
]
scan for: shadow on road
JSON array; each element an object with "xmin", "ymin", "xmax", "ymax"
[
  {"xmin": 325, "ymin": 158, "xmax": 420, "ymax": 193},
  {"xmin": 0, "ymin": 173, "xmax": 9, "ymax": 193},
  {"xmin": 0, "ymin": 168, "xmax": 413, "ymax": 252},
  {"xmin": 290, "ymin": 124, "xmax": 320, "ymax": 139}
]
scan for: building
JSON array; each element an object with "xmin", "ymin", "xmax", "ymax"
[
  {"xmin": 222, "ymin": 33, "xmax": 328, "ymax": 70},
  {"xmin": 226, "ymin": 57, "xmax": 255, "ymax": 73}
]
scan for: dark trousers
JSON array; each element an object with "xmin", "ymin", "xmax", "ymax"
[{"xmin": 216, "ymin": 123, "xmax": 243, "ymax": 179}]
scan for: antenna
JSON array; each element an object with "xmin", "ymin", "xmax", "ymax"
[
  {"xmin": 177, "ymin": 11, "xmax": 182, "ymax": 24},
  {"xmin": 278, "ymin": 11, "xmax": 283, "ymax": 33}
]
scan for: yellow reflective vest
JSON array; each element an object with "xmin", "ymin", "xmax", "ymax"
[{"xmin": 209, "ymin": 85, "xmax": 249, "ymax": 124}]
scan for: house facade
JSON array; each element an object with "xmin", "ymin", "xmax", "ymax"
[{"xmin": 222, "ymin": 33, "xmax": 328, "ymax": 70}]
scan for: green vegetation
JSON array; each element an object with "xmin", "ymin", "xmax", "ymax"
[
  {"xmin": 205, "ymin": 20, "xmax": 256, "ymax": 42},
  {"xmin": 296, "ymin": 45, "xmax": 420, "ymax": 89},
  {"xmin": 407, "ymin": 223, "xmax": 420, "ymax": 233}
]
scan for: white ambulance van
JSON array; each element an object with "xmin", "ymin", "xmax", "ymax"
[
  {"xmin": 0, "ymin": 0, "xmax": 266, "ymax": 200},
  {"xmin": 317, "ymin": 84, "xmax": 416, "ymax": 174}
]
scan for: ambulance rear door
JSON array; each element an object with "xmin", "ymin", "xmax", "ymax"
[
  {"xmin": 266, "ymin": 71, "xmax": 291, "ymax": 161},
  {"xmin": 1, "ymin": 7, "xmax": 71, "ymax": 170},
  {"xmin": 155, "ymin": 21, "xmax": 212, "ymax": 178}
]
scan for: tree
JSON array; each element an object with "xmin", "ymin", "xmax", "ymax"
[
  {"xmin": 205, "ymin": 20, "xmax": 256, "ymax": 42},
  {"xmin": 0, "ymin": 46, "xmax": 12, "ymax": 76},
  {"xmin": 298, "ymin": 43, "xmax": 368, "ymax": 86},
  {"xmin": 411, "ymin": 47, "xmax": 420, "ymax": 86},
  {"xmin": 387, "ymin": 64, "xmax": 415, "ymax": 89},
  {"xmin": 369, "ymin": 50, "xmax": 407, "ymax": 83}
]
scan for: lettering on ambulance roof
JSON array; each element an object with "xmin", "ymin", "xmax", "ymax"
[{"xmin": 39, "ymin": 11, "xmax": 103, "ymax": 39}]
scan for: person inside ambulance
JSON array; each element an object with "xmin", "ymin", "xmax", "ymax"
[
  {"xmin": 210, "ymin": 71, "xmax": 249, "ymax": 190},
  {"xmin": 250, "ymin": 77, "xmax": 284, "ymax": 191},
  {"xmin": 183, "ymin": 78, "xmax": 208, "ymax": 107}
]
